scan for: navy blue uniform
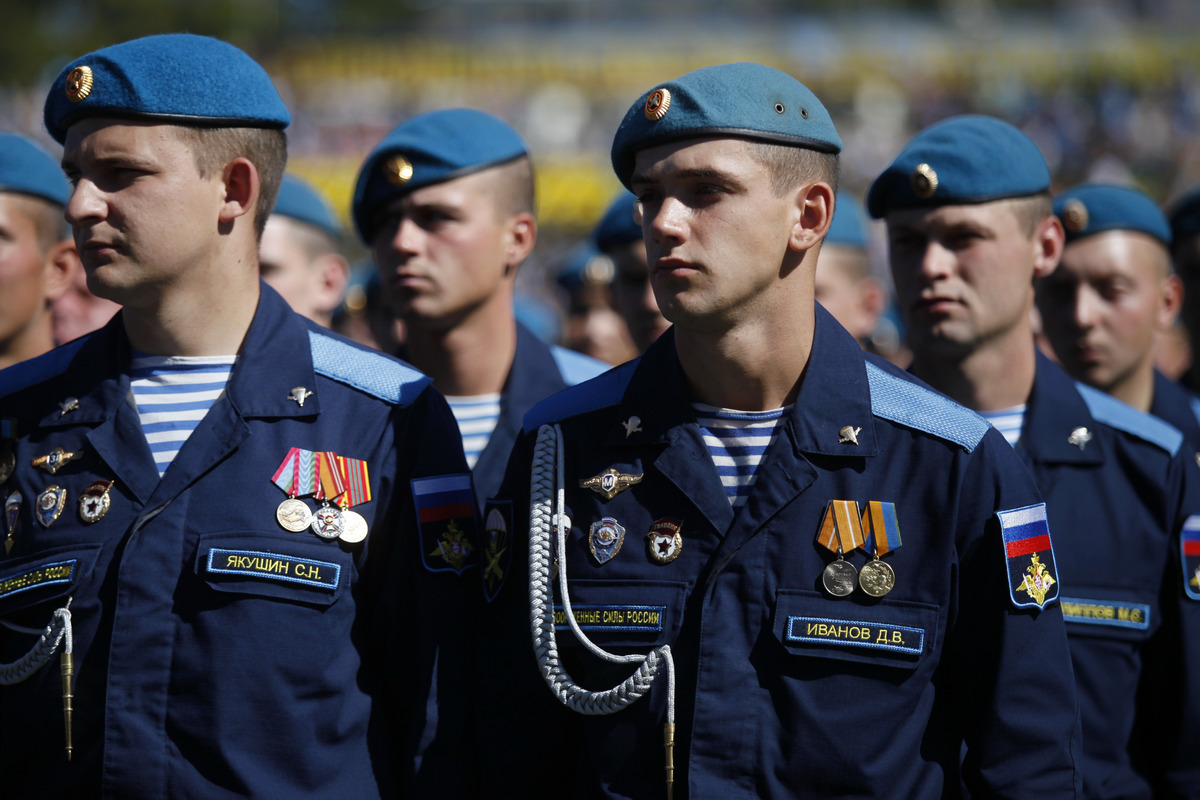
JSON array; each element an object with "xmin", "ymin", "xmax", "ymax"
[
  {"xmin": 0, "ymin": 286, "xmax": 476, "ymax": 798},
  {"xmin": 446, "ymin": 321, "xmax": 607, "ymax": 507},
  {"xmin": 477, "ymin": 308, "xmax": 1081, "ymax": 799},
  {"xmin": 1152, "ymin": 369, "xmax": 1200, "ymax": 456},
  {"xmin": 1018, "ymin": 354, "xmax": 1200, "ymax": 799}
]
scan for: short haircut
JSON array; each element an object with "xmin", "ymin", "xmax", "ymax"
[
  {"xmin": 746, "ymin": 140, "xmax": 841, "ymax": 198},
  {"xmin": 1005, "ymin": 192, "xmax": 1053, "ymax": 238},
  {"xmin": 483, "ymin": 155, "xmax": 536, "ymax": 220},
  {"xmin": 8, "ymin": 193, "xmax": 70, "ymax": 252},
  {"xmin": 283, "ymin": 216, "xmax": 340, "ymax": 263},
  {"xmin": 171, "ymin": 125, "xmax": 288, "ymax": 240}
]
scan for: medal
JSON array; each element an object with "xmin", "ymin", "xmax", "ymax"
[
  {"xmin": 860, "ymin": 500, "xmax": 902, "ymax": 597},
  {"xmin": 339, "ymin": 510, "xmax": 369, "ymax": 543},
  {"xmin": 276, "ymin": 498, "xmax": 313, "ymax": 532},
  {"xmin": 272, "ymin": 447, "xmax": 318, "ymax": 532},
  {"xmin": 310, "ymin": 503, "xmax": 345, "ymax": 539},
  {"xmin": 822, "ymin": 557, "xmax": 858, "ymax": 597},
  {"xmin": 646, "ymin": 518, "xmax": 683, "ymax": 564},
  {"xmin": 5, "ymin": 491, "xmax": 20, "ymax": 554},
  {"xmin": 36, "ymin": 485, "xmax": 67, "ymax": 528},
  {"xmin": 858, "ymin": 558, "xmax": 895, "ymax": 597},
  {"xmin": 78, "ymin": 480, "xmax": 113, "ymax": 524}
]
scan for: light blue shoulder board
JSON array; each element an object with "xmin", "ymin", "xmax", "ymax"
[
  {"xmin": 865, "ymin": 362, "xmax": 990, "ymax": 452},
  {"xmin": 308, "ymin": 330, "xmax": 431, "ymax": 406},
  {"xmin": 1076, "ymin": 381, "xmax": 1182, "ymax": 457},
  {"xmin": 551, "ymin": 345, "xmax": 610, "ymax": 386},
  {"xmin": 524, "ymin": 357, "xmax": 638, "ymax": 433},
  {"xmin": 0, "ymin": 337, "xmax": 89, "ymax": 400},
  {"xmin": 1189, "ymin": 395, "xmax": 1200, "ymax": 428}
]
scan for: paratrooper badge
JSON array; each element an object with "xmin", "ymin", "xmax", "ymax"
[{"xmin": 482, "ymin": 500, "xmax": 512, "ymax": 602}]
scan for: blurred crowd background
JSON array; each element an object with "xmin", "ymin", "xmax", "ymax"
[{"xmin": 5, "ymin": 0, "xmax": 1200, "ymax": 346}]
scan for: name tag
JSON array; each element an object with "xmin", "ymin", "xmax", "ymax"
[
  {"xmin": 553, "ymin": 604, "xmax": 665, "ymax": 632},
  {"xmin": 206, "ymin": 548, "xmax": 339, "ymax": 591},
  {"xmin": 785, "ymin": 615, "xmax": 925, "ymax": 656},
  {"xmin": 1060, "ymin": 596, "xmax": 1150, "ymax": 631},
  {"xmin": 0, "ymin": 559, "xmax": 77, "ymax": 600}
]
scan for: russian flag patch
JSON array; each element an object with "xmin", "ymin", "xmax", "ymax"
[{"xmin": 998, "ymin": 503, "xmax": 1059, "ymax": 610}]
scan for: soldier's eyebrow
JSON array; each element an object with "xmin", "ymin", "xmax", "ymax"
[{"xmin": 630, "ymin": 166, "xmax": 748, "ymax": 192}]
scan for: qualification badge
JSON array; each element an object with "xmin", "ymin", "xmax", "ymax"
[
  {"xmin": 36, "ymin": 485, "xmax": 67, "ymax": 528},
  {"xmin": 589, "ymin": 517, "xmax": 626, "ymax": 565},
  {"xmin": 78, "ymin": 480, "xmax": 113, "ymax": 524},
  {"xmin": 646, "ymin": 518, "xmax": 683, "ymax": 564},
  {"xmin": 580, "ymin": 468, "xmax": 642, "ymax": 501},
  {"xmin": 32, "ymin": 447, "xmax": 82, "ymax": 476},
  {"xmin": 5, "ymin": 491, "xmax": 20, "ymax": 554},
  {"xmin": 1182, "ymin": 515, "xmax": 1200, "ymax": 601},
  {"xmin": 482, "ymin": 501, "xmax": 513, "ymax": 602},
  {"xmin": 998, "ymin": 503, "xmax": 1060, "ymax": 609},
  {"xmin": 816, "ymin": 500, "xmax": 866, "ymax": 597}
]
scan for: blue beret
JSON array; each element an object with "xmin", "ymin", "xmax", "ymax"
[
  {"xmin": 1169, "ymin": 186, "xmax": 1200, "ymax": 246},
  {"xmin": 44, "ymin": 33, "xmax": 290, "ymax": 145},
  {"xmin": 272, "ymin": 174, "xmax": 342, "ymax": 239},
  {"xmin": 826, "ymin": 191, "xmax": 868, "ymax": 249},
  {"xmin": 610, "ymin": 62, "xmax": 842, "ymax": 189},
  {"xmin": 867, "ymin": 115, "xmax": 1050, "ymax": 218},
  {"xmin": 593, "ymin": 191, "xmax": 641, "ymax": 252},
  {"xmin": 556, "ymin": 242, "xmax": 615, "ymax": 293},
  {"xmin": 1054, "ymin": 183, "xmax": 1170, "ymax": 247},
  {"xmin": 0, "ymin": 133, "xmax": 70, "ymax": 207},
  {"xmin": 352, "ymin": 108, "xmax": 529, "ymax": 243}
]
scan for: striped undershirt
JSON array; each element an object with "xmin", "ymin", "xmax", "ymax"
[
  {"xmin": 445, "ymin": 393, "xmax": 502, "ymax": 469},
  {"xmin": 979, "ymin": 405, "xmax": 1025, "ymax": 447},
  {"xmin": 130, "ymin": 352, "xmax": 236, "ymax": 476},
  {"xmin": 693, "ymin": 402, "xmax": 789, "ymax": 508}
]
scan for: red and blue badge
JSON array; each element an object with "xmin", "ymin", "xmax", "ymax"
[
  {"xmin": 482, "ymin": 500, "xmax": 512, "ymax": 602},
  {"xmin": 998, "ymin": 503, "xmax": 1059, "ymax": 610},
  {"xmin": 1182, "ymin": 515, "xmax": 1200, "ymax": 601},
  {"xmin": 412, "ymin": 474, "xmax": 478, "ymax": 575}
]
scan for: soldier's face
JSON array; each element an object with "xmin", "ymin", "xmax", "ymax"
[
  {"xmin": 1036, "ymin": 230, "xmax": 1174, "ymax": 394},
  {"xmin": 629, "ymin": 137, "xmax": 798, "ymax": 331},
  {"xmin": 370, "ymin": 169, "xmax": 515, "ymax": 330},
  {"xmin": 886, "ymin": 201, "xmax": 1044, "ymax": 357},
  {"xmin": 0, "ymin": 195, "xmax": 58, "ymax": 350},
  {"xmin": 62, "ymin": 119, "xmax": 225, "ymax": 308}
]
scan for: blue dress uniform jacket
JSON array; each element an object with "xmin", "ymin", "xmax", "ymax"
[
  {"xmin": 1152, "ymin": 369, "xmax": 1200, "ymax": 456},
  {"xmin": 0, "ymin": 285, "xmax": 476, "ymax": 799},
  {"xmin": 1019, "ymin": 354, "xmax": 1200, "ymax": 799},
  {"xmin": 458, "ymin": 321, "xmax": 608, "ymax": 507},
  {"xmin": 476, "ymin": 307, "xmax": 1082, "ymax": 799}
]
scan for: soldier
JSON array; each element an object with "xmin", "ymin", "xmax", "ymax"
[
  {"xmin": 813, "ymin": 190, "xmax": 889, "ymax": 352},
  {"xmin": 594, "ymin": 189, "xmax": 671, "ymax": 353},
  {"xmin": 477, "ymin": 64, "xmax": 1081, "ymax": 798},
  {"xmin": 871, "ymin": 115, "xmax": 1200, "ymax": 797},
  {"xmin": 0, "ymin": 33, "xmax": 475, "ymax": 797}
]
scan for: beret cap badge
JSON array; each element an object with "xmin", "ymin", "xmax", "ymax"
[
  {"xmin": 65, "ymin": 66, "xmax": 94, "ymax": 104},
  {"xmin": 644, "ymin": 88, "xmax": 671, "ymax": 122},
  {"xmin": 912, "ymin": 163, "xmax": 939, "ymax": 199},
  {"xmin": 1062, "ymin": 198, "xmax": 1089, "ymax": 233},
  {"xmin": 383, "ymin": 155, "xmax": 414, "ymax": 186}
]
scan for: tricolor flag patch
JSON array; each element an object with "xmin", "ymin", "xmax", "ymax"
[
  {"xmin": 998, "ymin": 503, "xmax": 1059, "ymax": 610},
  {"xmin": 1182, "ymin": 515, "xmax": 1200, "ymax": 601},
  {"xmin": 412, "ymin": 474, "xmax": 478, "ymax": 575}
]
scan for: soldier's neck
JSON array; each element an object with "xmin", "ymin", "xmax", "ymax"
[
  {"xmin": 910, "ymin": 334, "xmax": 1038, "ymax": 413},
  {"xmin": 404, "ymin": 308, "xmax": 517, "ymax": 397}
]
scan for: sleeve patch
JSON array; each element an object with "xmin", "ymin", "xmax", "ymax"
[
  {"xmin": 998, "ymin": 503, "xmax": 1060, "ymax": 610},
  {"xmin": 1183, "ymin": 515, "xmax": 1200, "ymax": 601},
  {"xmin": 413, "ymin": 474, "xmax": 478, "ymax": 575}
]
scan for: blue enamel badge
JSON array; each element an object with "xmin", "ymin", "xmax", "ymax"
[
  {"xmin": 482, "ymin": 500, "xmax": 512, "ymax": 602},
  {"xmin": 589, "ymin": 517, "xmax": 625, "ymax": 565}
]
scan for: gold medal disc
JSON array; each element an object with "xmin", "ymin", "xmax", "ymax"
[
  {"xmin": 276, "ymin": 498, "xmax": 313, "ymax": 532},
  {"xmin": 858, "ymin": 558, "xmax": 895, "ymax": 597},
  {"xmin": 822, "ymin": 558, "xmax": 858, "ymax": 597},
  {"xmin": 339, "ymin": 510, "xmax": 369, "ymax": 544}
]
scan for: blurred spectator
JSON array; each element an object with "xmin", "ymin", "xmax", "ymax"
[
  {"xmin": 51, "ymin": 259, "xmax": 119, "ymax": 345},
  {"xmin": 814, "ymin": 191, "xmax": 886, "ymax": 344},
  {"xmin": 1169, "ymin": 185, "xmax": 1200, "ymax": 392},
  {"xmin": 595, "ymin": 191, "xmax": 670, "ymax": 351},
  {"xmin": 554, "ymin": 241, "xmax": 637, "ymax": 366}
]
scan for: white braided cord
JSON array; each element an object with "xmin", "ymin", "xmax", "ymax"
[
  {"xmin": 529, "ymin": 424, "xmax": 675, "ymax": 721},
  {"xmin": 0, "ymin": 604, "xmax": 72, "ymax": 685}
]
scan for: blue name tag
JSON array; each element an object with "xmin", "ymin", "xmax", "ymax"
[
  {"xmin": 1060, "ymin": 597, "xmax": 1151, "ymax": 631},
  {"xmin": 206, "ymin": 548, "xmax": 339, "ymax": 591},
  {"xmin": 553, "ymin": 604, "xmax": 665, "ymax": 632},
  {"xmin": 0, "ymin": 559, "xmax": 77, "ymax": 600},
  {"xmin": 785, "ymin": 615, "xmax": 925, "ymax": 656}
]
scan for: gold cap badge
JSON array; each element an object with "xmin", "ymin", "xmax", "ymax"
[
  {"xmin": 65, "ymin": 66, "xmax": 94, "ymax": 104},
  {"xmin": 383, "ymin": 155, "xmax": 414, "ymax": 186},
  {"xmin": 1062, "ymin": 199, "xmax": 1089, "ymax": 233},
  {"xmin": 644, "ymin": 88, "xmax": 671, "ymax": 122},
  {"xmin": 911, "ymin": 163, "xmax": 938, "ymax": 198}
]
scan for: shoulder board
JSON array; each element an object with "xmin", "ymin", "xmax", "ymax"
[
  {"xmin": 524, "ymin": 357, "xmax": 638, "ymax": 433},
  {"xmin": 308, "ymin": 329, "xmax": 431, "ymax": 406},
  {"xmin": 0, "ymin": 337, "xmax": 89, "ymax": 400},
  {"xmin": 551, "ymin": 345, "xmax": 611, "ymax": 387},
  {"xmin": 866, "ymin": 362, "xmax": 990, "ymax": 452},
  {"xmin": 1076, "ymin": 381, "xmax": 1182, "ymax": 456},
  {"xmin": 1189, "ymin": 395, "xmax": 1200, "ymax": 429}
]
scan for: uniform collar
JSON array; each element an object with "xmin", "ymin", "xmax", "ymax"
[
  {"xmin": 1021, "ymin": 351, "xmax": 1104, "ymax": 464},
  {"xmin": 502, "ymin": 321, "xmax": 567, "ymax": 413},
  {"xmin": 225, "ymin": 283, "xmax": 321, "ymax": 419}
]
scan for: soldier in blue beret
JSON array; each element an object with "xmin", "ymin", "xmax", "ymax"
[
  {"xmin": 595, "ymin": 190, "xmax": 671, "ymax": 353},
  {"xmin": 814, "ymin": 190, "xmax": 892, "ymax": 355},
  {"xmin": 872, "ymin": 115, "xmax": 1200, "ymax": 797},
  {"xmin": 554, "ymin": 241, "xmax": 639, "ymax": 367},
  {"xmin": 1036, "ymin": 184, "xmax": 1200, "ymax": 458},
  {"xmin": 1168, "ymin": 187, "xmax": 1200, "ymax": 393},
  {"xmin": 259, "ymin": 173, "xmax": 350, "ymax": 328},
  {"xmin": 477, "ymin": 64, "xmax": 1081, "ymax": 798},
  {"xmin": 352, "ymin": 108, "xmax": 608, "ymax": 507},
  {"xmin": 0, "ymin": 133, "xmax": 80, "ymax": 368},
  {"xmin": 0, "ymin": 33, "xmax": 476, "ymax": 797}
]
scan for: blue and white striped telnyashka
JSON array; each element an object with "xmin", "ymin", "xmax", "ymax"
[
  {"xmin": 693, "ymin": 402, "xmax": 789, "ymax": 508},
  {"xmin": 446, "ymin": 393, "xmax": 502, "ymax": 469},
  {"xmin": 130, "ymin": 353, "xmax": 236, "ymax": 477},
  {"xmin": 979, "ymin": 404, "xmax": 1025, "ymax": 447}
]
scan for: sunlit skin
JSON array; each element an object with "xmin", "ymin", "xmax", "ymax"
[
  {"xmin": 1036, "ymin": 230, "xmax": 1179, "ymax": 411},
  {"xmin": 0, "ymin": 194, "xmax": 77, "ymax": 367},
  {"xmin": 370, "ymin": 167, "xmax": 535, "ymax": 395},
  {"xmin": 259, "ymin": 215, "xmax": 348, "ymax": 328},
  {"xmin": 50, "ymin": 260, "xmax": 119, "ymax": 345},
  {"xmin": 608, "ymin": 238, "xmax": 670, "ymax": 351},
  {"xmin": 814, "ymin": 244, "xmax": 885, "ymax": 344},
  {"xmin": 885, "ymin": 200, "xmax": 1062, "ymax": 410},
  {"xmin": 630, "ymin": 136, "xmax": 832, "ymax": 411},
  {"xmin": 62, "ymin": 118, "xmax": 262, "ymax": 356}
]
